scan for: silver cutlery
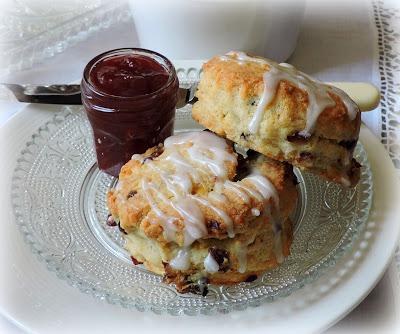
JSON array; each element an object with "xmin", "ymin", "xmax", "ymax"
[{"xmin": 0, "ymin": 82, "xmax": 379, "ymax": 111}]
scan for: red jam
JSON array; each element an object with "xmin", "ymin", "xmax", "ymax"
[
  {"xmin": 89, "ymin": 54, "xmax": 170, "ymax": 97},
  {"xmin": 81, "ymin": 48, "xmax": 179, "ymax": 177}
]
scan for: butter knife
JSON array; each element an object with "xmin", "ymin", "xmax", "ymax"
[{"xmin": 0, "ymin": 82, "xmax": 379, "ymax": 111}]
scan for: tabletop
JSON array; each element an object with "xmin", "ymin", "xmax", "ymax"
[{"xmin": 0, "ymin": 0, "xmax": 399, "ymax": 332}]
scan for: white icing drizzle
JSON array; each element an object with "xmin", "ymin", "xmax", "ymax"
[
  {"xmin": 208, "ymin": 191, "xmax": 228, "ymax": 204},
  {"xmin": 245, "ymin": 174, "xmax": 279, "ymax": 208},
  {"xmin": 164, "ymin": 131, "xmax": 236, "ymax": 178},
  {"xmin": 214, "ymin": 181, "xmax": 224, "ymax": 193},
  {"xmin": 165, "ymin": 151, "xmax": 201, "ymax": 185},
  {"xmin": 138, "ymin": 131, "xmax": 238, "ymax": 247},
  {"xmin": 219, "ymin": 51, "xmax": 358, "ymax": 137},
  {"xmin": 171, "ymin": 198, "xmax": 207, "ymax": 247},
  {"xmin": 224, "ymin": 181, "xmax": 251, "ymax": 202},
  {"xmin": 170, "ymin": 248, "xmax": 191, "ymax": 271},
  {"xmin": 248, "ymin": 69, "xmax": 276, "ymax": 134},
  {"xmin": 131, "ymin": 154, "xmax": 143, "ymax": 162},
  {"xmin": 190, "ymin": 195, "xmax": 234, "ymax": 238},
  {"xmin": 204, "ymin": 253, "xmax": 219, "ymax": 273},
  {"xmin": 141, "ymin": 180, "xmax": 178, "ymax": 242},
  {"xmin": 233, "ymin": 143, "xmax": 249, "ymax": 158},
  {"xmin": 187, "ymin": 145, "xmax": 229, "ymax": 178},
  {"xmin": 330, "ymin": 85, "xmax": 359, "ymax": 121},
  {"xmin": 165, "ymin": 131, "xmax": 229, "ymax": 149},
  {"xmin": 126, "ymin": 131, "xmax": 285, "ymax": 273},
  {"xmin": 233, "ymin": 181, "xmax": 264, "ymax": 202},
  {"xmin": 146, "ymin": 161, "xmax": 181, "ymax": 197}
]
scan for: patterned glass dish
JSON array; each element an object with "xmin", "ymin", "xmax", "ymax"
[
  {"xmin": 11, "ymin": 77, "xmax": 372, "ymax": 315},
  {"xmin": 0, "ymin": 0, "xmax": 131, "ymax": 77}
]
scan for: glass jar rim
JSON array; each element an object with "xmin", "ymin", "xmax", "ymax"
[{"xmin": 82, "ymin": 48, "xmax": 177, "ymax": 101}]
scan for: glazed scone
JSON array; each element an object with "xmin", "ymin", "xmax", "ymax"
[
  {"xmin": 107, "ymin": 131, "xmax": 298, "ymax": 294},
  {"xmin": 192, "ymin": 51, "xmax": 362, "ymax": 186}
]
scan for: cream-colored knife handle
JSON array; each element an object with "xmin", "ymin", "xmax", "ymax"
[
  {"xmin": 327, "ymin": 82, "xmax": 380, "ymax": 112},
  {"xmin": 0, "ymin": 81, "xmax": 380, "ymax": 111}
]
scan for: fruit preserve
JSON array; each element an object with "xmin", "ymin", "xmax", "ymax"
[{"xmin": 81, "ymin": 48, "xmax": 179, "ymax": 177}]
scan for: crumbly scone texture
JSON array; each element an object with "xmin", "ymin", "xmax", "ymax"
[
  {"xmin": 191, "ymin": 55, "xmax": 361, "ymax": 186},
  {"xmin": 107, "ymin": 137, "xmax": 298, "ymax": 293}
]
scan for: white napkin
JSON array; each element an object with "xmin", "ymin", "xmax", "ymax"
[{"xmin": 289, "ymin": 0, "xmax": 381, "ymax": 136}]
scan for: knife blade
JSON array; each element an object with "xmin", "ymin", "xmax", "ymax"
[{"xmin": 1, "ymin": 83, "xmax": 82, "ymax": 105}]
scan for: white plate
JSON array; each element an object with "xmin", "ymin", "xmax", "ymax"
[{"xmin": 0, "ymin": 102, "xmax": 399, "ymax": 333}]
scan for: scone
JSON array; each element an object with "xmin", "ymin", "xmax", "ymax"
[
  {"xmin": 192, "ymin": 51, "xmax": 361, "ymax": 187},
  {"xmin": 107, "ymin": 131, "xmax": 298, "ymax": 294}
]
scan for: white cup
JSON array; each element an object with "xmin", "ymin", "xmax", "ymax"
[{"xmin": 130, "ymin": 0, "xmax": 305, "ymax": 62}]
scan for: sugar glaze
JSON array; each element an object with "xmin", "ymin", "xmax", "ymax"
[
  {"xmin": 128, "ymin": 131, "xmax": 282, "ymax": 272},
  {"xmin": 220, "ymin": 51, "xmax": 358, "ymax": 137}
]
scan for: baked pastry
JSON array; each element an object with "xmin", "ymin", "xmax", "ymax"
[
  {"xmin": 107, "ymin": 131, "xmax": 298, "ymax": 294},
  {"xmin": 192, "ymin": 51, "xmax": 361, "ymax": 186}
]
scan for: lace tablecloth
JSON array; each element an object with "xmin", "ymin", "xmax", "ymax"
[
  {"xmin": 374, "ymin": 0, "xmax": 400, "ymax": 173},
  {"xmin": 374, "ymin": 0, "xmax": 400, "ymax": 315},
  {"xmin": 0, "ymin": 0, "xmax": 399, "ymax": 332}
]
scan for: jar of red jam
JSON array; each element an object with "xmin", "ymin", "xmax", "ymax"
[{"xmin": 81, "ymin": 48, "xmax": 179, "ymax": 177}]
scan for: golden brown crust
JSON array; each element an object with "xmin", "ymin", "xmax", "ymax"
[
  {"xmin": 107, "ymin": 134, "xmax": 298, "ymax": 293},
  {"xmin": 163, "ymin": 219, "xmax": 294, "ymax": 291},
  {"xmin": 192, "ymin": 55, "xmax": 361, "ymax": 186},
  {"xmin": 108, "ymin": 146, "xmax": 295, "ymax": 244},
  {"xmin": 108, "ymin": 142, "xmax": 239, "ymax": 243}
]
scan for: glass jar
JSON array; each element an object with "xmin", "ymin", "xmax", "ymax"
[{"xmin": 81, "ymin": 48, "xmax": 179, "ymax": 177}]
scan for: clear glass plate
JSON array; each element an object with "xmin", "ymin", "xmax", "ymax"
[{"xmin": 11, "ymin": 103, "xmax": 372, "ymax": 315}]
